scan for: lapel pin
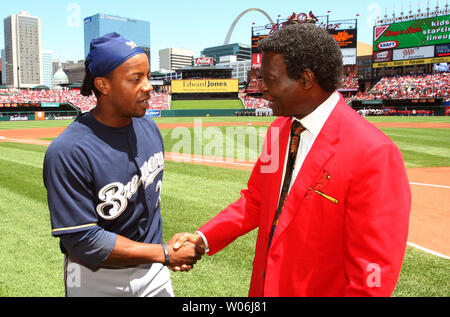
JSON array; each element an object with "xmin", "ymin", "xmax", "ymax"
[{"xmin": 308, "ymin": 188, "xmax": 339, "ymax": 204}]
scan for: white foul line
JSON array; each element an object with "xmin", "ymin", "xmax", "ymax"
[
  {"xmin": 0, "ymin": 136, "xmax": 51, "ymax": 146},
  {"xmin": 409, "ymin": 182, "xmax": 450, "ymax": 189},
  {"xmin": 407, "ymin": 242, "xmax": 450, "ymax": 260}
]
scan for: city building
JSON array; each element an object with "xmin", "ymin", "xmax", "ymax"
[
  {"xmin": 42, "ymin": 50, "xmax": 53, "ymax": 89},
  {"xmin": 63, "ymin": 60, "xmax": 85, "ymax": 84},
  {"xmin": 151, "ymin": 69, "xmax": 182, "ymax": 81},
  {"xmin": 52, "ymin": 61, "xmax": 69, "ymax": 88},
  {"xmin": 83, "ymin": 13, "xmax": 151, "ymax": 68},
  {"xmin": 356, "ymin": 42, "xmax": 374, "ymax": 91},
  {"xmin": 201, "ymin": 43, "xmax": 251, "ymax": 62},
  {"xmin": 176, "ymin": 65, "xmax": 233, "ymax": 80},
  {"xmin": 3, "ymin": 11, "xmax": 43, "ymax": 88},
  {"xmin": 159, "ymin": 48, "xmax": 194, "ymax": 71},
  {"xmin": 217, "ymin": 55, "xmax": 251, "ymax": 85},
  {"xmin": 52, "ymin": 59, "xmax": 85, "ymax": 85},
  {"xmin": 0, "ymin": 50, "xmax": 4, "ymax": 85}
]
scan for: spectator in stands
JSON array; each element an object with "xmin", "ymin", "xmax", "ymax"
[
  {"xmin": 0, "ymin": 87, "xmax": 170, "ymax": 112},
  {"xmin": 347, "ymin": 72, "xmax": 449, "ymax": 102}
]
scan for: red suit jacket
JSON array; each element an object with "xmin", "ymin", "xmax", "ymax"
[{"xmin": 199, "ymin": 95, "xmax": 411, "ymax": 297}]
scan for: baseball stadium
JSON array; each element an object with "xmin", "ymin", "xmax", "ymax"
[{"xmin": 0, "ymin": 5, "xmax": 449, "ymax": 298}]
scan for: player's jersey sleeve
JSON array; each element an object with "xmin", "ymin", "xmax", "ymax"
[{"xmin": 43, "ymin": 140, "xmax": 99, "ymax": 236}]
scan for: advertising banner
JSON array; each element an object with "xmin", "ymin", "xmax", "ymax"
[
  {"xmin": 373, "ymin": 50, "xmax": 393, "ymax": 62},
  {"xmin": 374, "ymin": 14, "xmax": 450, "ymax": 52},
  {"xmin": 41, "ymin": 102, "xmax": 59, "ymax": 108},
  {"xmin": 329, "ymin": 29, "xmax": 357, "ymax": 49},
  {"xmin": 393, "ymin": 46, "xmax": 435, "ymax": 61},
  {"xmin": 445, "ymin": 106, "xmax": 450, "ymax": 116},
  {"xmin": 172, "ymin": 79, "xmax": 239, "ymax": 94},
  {"xmin": 435, "ymin": 43, "xmax": 450, "ymax": 56},
  {"xmin": 35, "ymin": 111, "xmax": 45, "ymax": 121},
  {"xmin": 145, "ymin": 109, "xmax": 161, "ymax": 117},
  {"xmin": 341, "ymin": 48, "xmax": 357, "ymax": 65},
  {"xmin": 9, "ymin": 116, "xmax": 28, "ymax": 121},
  {"xmin": 434, "ymin": 62, "xmax": 449, "ymax": 71},
  {"xmin": 195, "ymin": 56, "xmax": 214, "ymax": 66},
  {"xmin": 252, "ymin": 53, "xmax": 262, "ymax": 69},
  {"xmin": 373, "ymin": 55, "xmax": 450, "ymax": 68}
]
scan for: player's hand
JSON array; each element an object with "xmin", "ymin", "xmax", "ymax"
[
  {"xmin": 166, "ymin": 233, "xmax": 205, "ymax": 272},
  {"xmin": 172, "ymin": 232, "xmax": 206, "ymax": 251}
]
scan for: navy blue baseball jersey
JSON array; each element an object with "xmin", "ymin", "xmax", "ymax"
[{"xmin": 43, "ymin": 112, "xmax": 165, "ymax": 246}]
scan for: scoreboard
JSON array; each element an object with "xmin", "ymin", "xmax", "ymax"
[{"xmin": 373, "ymin": 14, "xmax": 450, "ymax": 68}]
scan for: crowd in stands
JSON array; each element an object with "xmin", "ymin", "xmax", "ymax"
[
  {"xmin": 0, "ymin": 88, "xmax": 170, "ymax": 111},
  {"xmin": 242, "ymin": 95, "xmax": 271, "ymax": 109},
  {"xmin": 247, "ymin": 77, "xmax": 262, "ymax": 93},
  {"xmin": 147, "ymin": 92, "xmax": 170, "ymax": 110},
  {"xmin": 2, "ymin": 72, "xmax": 448, "ymax": 117},
  {"xmin": 357, "ymin": 108, "xmax": 435, "ymax": 116},
  {"xmin": 255, "ymin": 107, "xmax": 273, "ymax": 116},
  {"xmin": 356, "ymin": 109, "xmax": 384, "ymax": 116},
  {"xmin": 0, "ymin": 88, "xmax": 97, "ymax": 112},
  {"xmin": 347, "ymin": 72, "xmax": 450, "ymax": 102},
  {"xmin": 245, "ymin": 73, "xmax": 360, "ymax": 95},
  {"xmin": 339, "ymin": 74, "xmax": 359, "ymax": 91}
]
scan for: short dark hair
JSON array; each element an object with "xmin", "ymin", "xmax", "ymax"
[{"xmin": 258, "ymin": 23, "xmax": 343, "ymax": 92}]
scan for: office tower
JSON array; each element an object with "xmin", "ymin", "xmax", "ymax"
[
  {"xmin": 42, "ymin": 50, "xmax": 53, "ymax": 89},
  {"xmin": 84, "ymin": 13, "xmax": 151, "ymax": 68},
  {"xmin": 159, "ymin": 48, "xmax": 194, "ymax": 71},
  {"xmin": 3, "ymin": 11, "xmax": 43, "ymax": 88},
  {"xmin": 201, "ymin": 43, "xmax": 251, "ymax": 62},
  {"xmin": 1, "ymin": 49, "xmax": 5, "ymax": 85}
]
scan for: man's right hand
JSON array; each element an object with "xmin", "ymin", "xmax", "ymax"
[
  {"xmin": 167, "ymin": 232, "xmax": 206, "ymax": 272},
  {"xmin": 167, "ymin": 232, "xmax": 205, "ymax": 271}
]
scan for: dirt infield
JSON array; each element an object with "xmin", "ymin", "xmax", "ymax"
[
  {"xmin": 0, "ymin": 127, "xmax": 66, "ymax": 141},
  {"xmin": 0, "ymin": 121, "xmax": 449, "ymax": 257}
]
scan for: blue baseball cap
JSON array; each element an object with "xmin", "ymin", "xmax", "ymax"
[{"xmin": 86, "ymin": 32, "xmax": 146, "ymax": 78}]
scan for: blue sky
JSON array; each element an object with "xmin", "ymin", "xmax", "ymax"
[{"xmin": 1, "ymin": 0, "xmax": 445, "ymax": 71}]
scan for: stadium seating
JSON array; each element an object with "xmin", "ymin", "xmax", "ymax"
[
  {"xmin": 347, "ymin": 72, "xmax": 450, "ymax": 102},
  {"xmin": 0, "ymin": 89, "xmax": 171, "ymax": 111},
  {"xmin": 339, "ymin": 74, "xmax": 359, "ymax": 91},
  {"xmin": 247, "ymin": 78, "xmax": 262, "ymax": 93},
  {"xmin": 147, "ymin": 92, "xmax": 170, "ymax": 110},
  {"xmin": 243, "ymin": 95, "xmax": 271, "ymax": 109}
]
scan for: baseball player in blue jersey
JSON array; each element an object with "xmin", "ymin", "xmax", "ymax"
[{"xmin": 43, "ymin": 33, "xmax": 204, "ymax": 297}]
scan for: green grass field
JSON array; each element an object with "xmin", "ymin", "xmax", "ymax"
[
  {"xmin": 0, "ymin": 116, "xmax": 449, "ymax": 297},
  {"xmin": 171, "ymin": 99, "xmax": 244, "ymax": 110}
]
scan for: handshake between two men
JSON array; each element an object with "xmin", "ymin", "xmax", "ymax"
[{"xmin": 165, "ymin": 232, "xmax": 206, "ymax": 272}]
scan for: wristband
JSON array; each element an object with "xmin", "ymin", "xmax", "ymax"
[{"xmin": 161, "ymin": 243, "xmax": 170, "ymax": 266}]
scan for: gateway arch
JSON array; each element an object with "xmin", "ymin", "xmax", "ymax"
[{"xmin": 224, "ymin": 8, "xmax": 274, "ymax": 45}]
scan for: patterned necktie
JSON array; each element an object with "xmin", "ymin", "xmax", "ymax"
[{"xmin": 268, "ymin": 120, "xmax": 306, "ymax": 249}]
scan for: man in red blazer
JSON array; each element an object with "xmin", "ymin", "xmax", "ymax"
[{"xmin": 173, "ymin": 23, "xmax": 411, "ymax": 297}]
